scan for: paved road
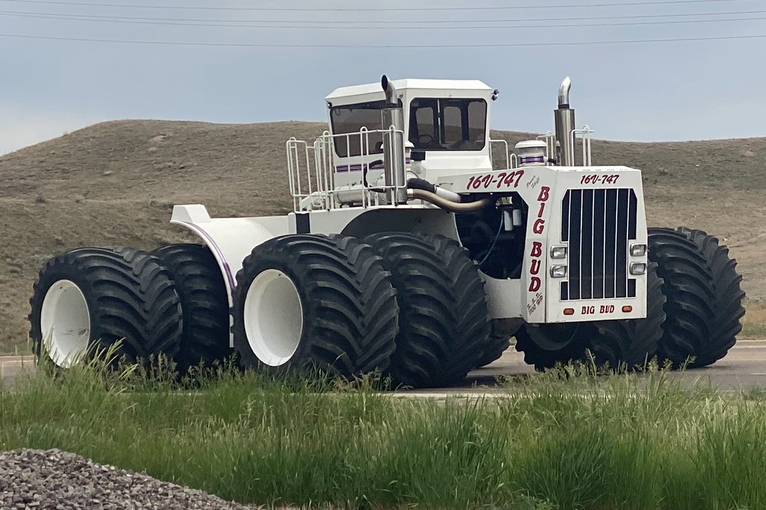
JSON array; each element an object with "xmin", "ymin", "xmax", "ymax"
[{"xmin": 3, "ymin": 340, "xmax": 766, "ymax": 393}]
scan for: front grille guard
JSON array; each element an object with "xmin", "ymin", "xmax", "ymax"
[{"xmin": 560, "ymin": 188, "xmax": 638, "ymax": 301}]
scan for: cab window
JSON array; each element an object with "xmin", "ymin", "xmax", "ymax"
[
  {"xmin": 409, "ymin": 98, "xmax": 487, "ymax": 151},
  {"xmin": 330, "ymin": 101, "xmax": 385, "ymax": 157}
]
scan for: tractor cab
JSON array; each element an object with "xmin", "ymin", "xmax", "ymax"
[{"xmin": 325, "ymin": 79, "xmax": 496, "ymax": 189}]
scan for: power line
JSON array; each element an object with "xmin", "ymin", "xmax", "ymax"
[
  {"xmin": 0, "ymin": 0, "xmax": 745, "ymax": 12},
  {"xmin": 3, "ymin": 9, "xmax": 766, "ymax": 30},
  {"xmin": 0, "ymin": 31, "xmax": 763, "ymax": 47},
  {"xmin": 1, "ymin": 7, "xmax": 764, "ymax": 26}
]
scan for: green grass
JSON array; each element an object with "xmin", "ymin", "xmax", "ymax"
[{"xmin": 2, "ymin": 359, "xmax": 766, "ymax": 509}]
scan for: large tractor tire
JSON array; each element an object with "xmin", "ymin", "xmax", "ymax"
[
  {"xmin": 516, "ymin": 263, "xmax": 665, "ymax": 371},
  {"xmin": 475, "ymin": 320, "xmax": 523, "ymax": 369},
  {"xmin": 231, "ymin": 234, "xmax": 398, "ymax": 378},
  {"xmin": 29, "ymin": 248, "xmax": 183, "ymax": 368},
  {"xmin": 364, "ymin": 233, "xmax": 491, "ymax": 387},
  {"xmin": 476, "ymin": 334, "xmax": 512, "ymax": 369},
  {"xmin": 590, "ymin": 262, "xmax": 666, "ymax": 369},
  {"xmin": 674, "ymin": 228, "xmax": 745, "ymax": 366},
  {"xmin": 648, "ymin": 228, "xmax": 716, "ymax": 367},
  {"xmin": 515, "ymin": 322, "xmax": 597, "ymax": 371},
  {"xmin": 154, "ymin": 244, "xmax": 230, "ymax": 370}
]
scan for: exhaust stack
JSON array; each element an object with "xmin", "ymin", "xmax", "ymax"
[
  {"xmin": 380, "ymin": 75, "xmax": 407, "ymax": 204},
  {"xmin": 554, "ymin": 76, "xmax": 576, "ymax": 166}
]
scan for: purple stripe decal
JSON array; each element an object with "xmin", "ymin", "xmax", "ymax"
[
  {"xmin": 335, "ymin": 162, "xmax": 386, "ymax": 173},
  {"xmin": 177, "ymin": 221, "xmax": 236, "ymax": 293}
]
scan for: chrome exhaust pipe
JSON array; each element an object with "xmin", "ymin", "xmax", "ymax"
[
  {"xmin": 554, "ymin": 76, "xmax": 576, "ymax": 166},
  {"xmin": 382, "ymin": 74, "xmax": 398, "ymax": 105},
  {"xmin": 380, "ymin": 75, "xmax": 407, "ymax": 204},
  {"xmin": 558, "ymin": 76, "xmax": 572, "ymax": 108}
]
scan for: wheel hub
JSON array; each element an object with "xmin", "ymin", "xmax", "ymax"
[
  {"xmin": 40, "ymin": 279, "xmax": 91, "ymax": 368},
  {"xmin": 243, "ymin": 269, "xmax": 304, "ymax": 367}
]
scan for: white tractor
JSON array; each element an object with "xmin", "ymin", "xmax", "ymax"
[{"xmin": 29, "ymin": 76, "xmax": 746, "ymax": 386}]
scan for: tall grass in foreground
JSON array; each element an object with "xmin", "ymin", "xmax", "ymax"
[{"xmin": 1, "ymin": 359, "xmax": 766, "ymax": 509}]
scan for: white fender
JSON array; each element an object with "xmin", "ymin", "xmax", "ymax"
[{"xmin": 170, "ymin": 204, "xmax": 291, "ymax": 307}]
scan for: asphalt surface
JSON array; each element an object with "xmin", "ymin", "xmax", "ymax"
[{"xmin": 3, "ymin": 341, "xmax": 766, "ymax": 393}]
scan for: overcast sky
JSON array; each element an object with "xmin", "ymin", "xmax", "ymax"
[{"xmin": 0, "ymin": 0, "xmax": 764, "ymax": 154}]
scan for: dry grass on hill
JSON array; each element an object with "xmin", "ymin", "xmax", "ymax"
[{"xmin": 0, "ymin": 120, "xmax": 764, "ymax": 351}]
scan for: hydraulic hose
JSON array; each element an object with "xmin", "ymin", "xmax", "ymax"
[{"xmin": 407, "ymin": 188, "xmax": 492, "ymax": 213}]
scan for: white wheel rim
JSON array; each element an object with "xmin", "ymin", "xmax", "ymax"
[
  {"xmin": 40, "ymin": 279, "xmax": 91, "ymax": 368},
  {"xmin": 243, "ymin": 269, "xmax": 304, "ymax": 367}
]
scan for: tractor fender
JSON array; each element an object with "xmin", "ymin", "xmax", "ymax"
[
  {"xmin": 339, "ymin": 207, "xmax": 459, "ymax": 239},
  {"xmin": 170, "ymin": 204, "xmax": 291, "ymax": 307}
]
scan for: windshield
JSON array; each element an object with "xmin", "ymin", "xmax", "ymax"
[
  {"xmin": 408, "ymin": 98, "xmax": 487, "ymax": 151},
  {"xmin": 330, "ymin": 101, "xmax": 385, "ymax": 157}
]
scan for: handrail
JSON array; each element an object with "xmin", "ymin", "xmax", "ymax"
[
  {"xmin": 489, "ymin": 138, "xmax": 510, "ymax": 170},
  {"xmin": 286, "ymin": 127, "xmax": 406, "ymax": 212},
  {"xmin": 569, "ymin": 125, "xmax": 594, "ymax": 167}
]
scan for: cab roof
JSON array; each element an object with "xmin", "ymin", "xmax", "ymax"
[{"xmin": 326, "ymin": 79, "xmax": 494, "ymax": 105}]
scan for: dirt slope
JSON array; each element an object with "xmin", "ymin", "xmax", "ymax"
[{"xmin": 0, "ymin": 120, "xmax": 763, "ymax": 352}]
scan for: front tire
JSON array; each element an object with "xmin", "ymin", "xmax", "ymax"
[
  {"xmin": 516, "ymin": 263, "xmax": 665, "ymax": 370},
  {"xmin": 364, "ymin": 233, "xmax": 491, "ymax": 387},
  {"xmin": 515, "ymin": 323, "xmax": 596, "ymax": 371},
  {"xmin": 674, "ymin": 228, "xmax": 745, "ymax": 366},
  {"xmin": 29, "ymin": 248, "xmax": 183, "ymax": 367},
  {"xmin": 231, "ymin": 235, "xmax": 398, "ymax": 378},
  {"xmin": 590, "ymin": 262, "xmax": 666, "ymax": 369},
  {"xmin": 648, "ymin": 228, "xmax": 717, "ymax": 366}
]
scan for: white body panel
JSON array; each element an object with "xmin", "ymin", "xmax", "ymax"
[
  {"xmin": 173, "ymin": 165, "xmax": 647, "ymax": 332},
  {"xmin": 441, "ymin": 164, "xmax": 648, "ymax": 323},
  {"xmin": 170, "ymin": 204, "xmax": 292, "ymax": 306},
  {"xmin": 171, "ymin": 204, "xmax": 459, "ymax": 305}
]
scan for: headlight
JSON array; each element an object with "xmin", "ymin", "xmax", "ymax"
[
  {"xmin": 630, "ymin": 243, "xmax": 647, "ymax": 257},
  {"xmin": 630, "ymin": 262, "xmax": 647, "ymax": 275},
  {"xmin": 550, "ymin": 265, "xmax": 567, "ymax": 278},
  {"xmin": 550, "ymin": 246, "xmax": 567, "ymax": 259}
]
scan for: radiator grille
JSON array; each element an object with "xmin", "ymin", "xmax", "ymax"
[{"xmin": 560, "ymin": 188, "xmax": 637, "ymax": 301}]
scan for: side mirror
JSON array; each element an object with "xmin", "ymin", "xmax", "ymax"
[{"xmin": 411, "ymin": 150, "xmax": 426, "ymax": 162}]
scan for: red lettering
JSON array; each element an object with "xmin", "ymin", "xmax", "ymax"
[{"xmin": 527, "ymin": 186, "xmax": 551, "ymax": 300}]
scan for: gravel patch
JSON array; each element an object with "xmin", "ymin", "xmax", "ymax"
[{"xmin": 0, "ymin": 449, "xmax": 255, "ymax": 509}]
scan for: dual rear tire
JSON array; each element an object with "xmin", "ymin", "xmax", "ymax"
[
  {"xmin": 230, "ymin": 233, "xmax": 491, "ymax": 386},
  {"xmin": 30, "ymin": 244, "xmax": 229, "ymax": 371},
  {"xmin": 30, "ymin": 233, "xmax": 490, "ymax": 387},
  {"xmin": 29, "ymin": 248, "xmax": 183, "ymax": 368}
]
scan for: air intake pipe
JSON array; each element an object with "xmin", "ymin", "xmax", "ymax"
[
  {"xmin": 554, "ymin": 76, "xmax": 576, "ymax": 166},
  {"xmin": 380, "ymin": 75, "xmax": 407, "ymax": 204}
]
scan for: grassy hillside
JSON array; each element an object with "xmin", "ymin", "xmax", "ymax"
[{"xmin": 0, "ymin": 120, "xmax": 764, "ymax": 352}]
